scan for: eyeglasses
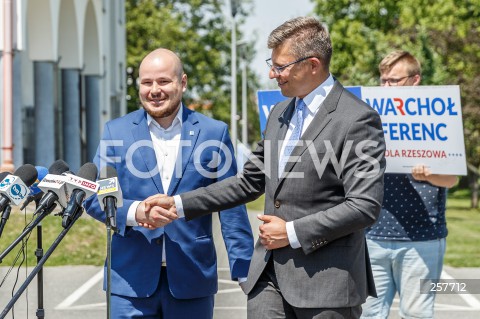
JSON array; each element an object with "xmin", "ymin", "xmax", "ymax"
[
  {"xmin": 266, "ymin": 56, "xmax": 318, "ymax": 75},
  {"xmin": 380, "ymin": 75, "xmax": 413, "ymax": 86}
]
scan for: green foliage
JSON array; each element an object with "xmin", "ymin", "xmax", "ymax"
[
  {"xmin": 0, "ymin": 213, "xmax": 106, "ymax": 267},
  {"xmin": 126, "ymin": 0, "xmax": 261, "ymax": 143},
  {"xmin": 315, "ymin": 0, "xmax": 480, "ymax": 192},
  {"xmin": 246, "ymin": 194, "xmax": 265, "ymax": 212},
  {"xmin": 444, "ymin": 196, "xmax": 480, "ymax": 267}
]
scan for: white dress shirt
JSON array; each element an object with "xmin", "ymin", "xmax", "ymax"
[
  {"xmin": 283, "ymin": 74, "xmax": 335, "ymax": 248},
  {"xmin": 127, "ymin": 106, "xmax": 183, "ymax": 263}
]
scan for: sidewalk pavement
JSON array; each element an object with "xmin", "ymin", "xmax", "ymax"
[{"xmin": 1, "ymin": 212, "xmax": 479, "ymax": 318}]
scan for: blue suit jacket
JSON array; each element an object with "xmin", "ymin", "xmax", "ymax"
[{"xmin": 84, "ymin": 107, "xmax": 253, "ymax": 299}]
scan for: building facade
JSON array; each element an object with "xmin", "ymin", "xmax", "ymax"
[{"xmin": 1, "ymin": 0, "xmax": 126, "ymax": 172}]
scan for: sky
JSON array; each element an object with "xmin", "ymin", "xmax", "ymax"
[{"xmin": 237, "ymin": 0, "xmax": 315, "ymax": 87}]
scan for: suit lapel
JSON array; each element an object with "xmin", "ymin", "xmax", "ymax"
[
  {"xmin": 167, "ymin": 107, "xmax": 200, "ymax": 195},
  {"xmin": 131, "ymin": 110, "xmax": 165, "ymax": 194},
  {"xmin": 280, "ymin": 81, "xmax": 344, "ymax": 178}
]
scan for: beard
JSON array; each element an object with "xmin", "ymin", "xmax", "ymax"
[{"xmin": 141, "ymin": 96, "xmax": 181, "ymax": 120}]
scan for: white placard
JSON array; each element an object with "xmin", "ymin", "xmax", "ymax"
[{"xmin": 361, "ymin": 85, "xmax": 466, "ymax": 175}]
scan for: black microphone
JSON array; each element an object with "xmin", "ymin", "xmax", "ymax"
[
  {"xmin": 36, "ymin": 160, "xmax": 71, "ymax": 213},
  {"xmin": 61, "ymin": 163, "xmax": 99, "ymax": 228},
  {"xmin": 97, "ymin": 166, "xmax": 123, "ymax": 229},
  {"xmin": 0, "ymin": 172, "xmax": 10, "ymax": 211},
  {"xmin": 0, "ymin": 172, "xmax": 9, "ymax": 184},
  {"xmin": 19, "ymin": 166, "xmax": 49, "ymax": 210},
  {"xmin": 0, "ymin": 164, "xmax": 38, "ymax": 212}
]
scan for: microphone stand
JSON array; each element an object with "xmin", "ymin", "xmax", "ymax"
[
  {"xmin": 0, "ymin": 203, "xmax": 57, "ymax": 263},
  {"xmin": 105, "ymin": 202, "xmax": 117, "ymax": 319},
  {"xmin": 0, "ymin": 206, "xmax": 83, "ymax": 319},
  {"xmin": 0, "ymin": 205, "xmax": 12, "ymax": 238},
  {"xmin": 34, "ymin": 198, "xmax": 45, "ymax": 319}
]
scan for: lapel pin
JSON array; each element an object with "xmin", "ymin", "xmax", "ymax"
[{"xmin": 189, "ymin": 130, "xmax": 195, "ymax": 136}]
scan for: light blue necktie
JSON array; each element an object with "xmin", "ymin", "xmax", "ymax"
[{"xmin": 279, "ymin": 99, "xmax": 306, "ymax": 175}]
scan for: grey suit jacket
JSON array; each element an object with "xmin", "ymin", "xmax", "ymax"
[{"xmin": 181, "ymin": 81, "xmax": 386, "ymax": 308}]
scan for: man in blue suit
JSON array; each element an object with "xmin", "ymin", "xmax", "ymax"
[{"xmin": 84, "ymin": 48, "xmax": 254, "ymax": 319}]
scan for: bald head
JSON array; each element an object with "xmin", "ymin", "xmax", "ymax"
[
  {"xmin": 138, "ymin": 48, "xmax": 188, "ymax": 128},
  {"xmin": 139, "ymin": 48, "xmax": 184, "ymax": 80}
]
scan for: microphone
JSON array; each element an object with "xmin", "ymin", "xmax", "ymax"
[
  {"xmin": 0, "ymin": 164, "xmax": 38, "ymax": 212},
  {"xmin": 0, "ymin": 164, "xmax": 38, "ymax": 238},
  {"xmin": 0, "ymin": 172, "xmax": 11, "ymax": 213},
  {"xmin": 0, "ymin": 172, "xmax": 9, "ymax": 183},
  {"xmin": 19, "ymin": 166, "xmax": 49, "ymax": 210},
  {"xmin": 97, "ymin": 166, "xmax": 123, "ymax": 229},
  {"xmin": 36, "ymin": 160, "xmax": 71, "ymax": 213},
  {"xmin": 61, "ymin": 163, "xmax": 99, "ymax": 228}
]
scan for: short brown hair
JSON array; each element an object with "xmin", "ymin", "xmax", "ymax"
[
  {"xmin": 379, "ymin": 50, "xmax": 421, "ymax": 76},
  {"xmin": 268, "ymin": 17, "xmax": 332, "ymax": 69}
]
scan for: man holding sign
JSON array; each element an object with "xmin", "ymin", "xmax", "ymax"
[{"xmin": 362, "ymin": 51, "xmax": 458, "ymax": 319}]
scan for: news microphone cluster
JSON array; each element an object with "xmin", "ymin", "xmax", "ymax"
[{"xmin": 1, "ymin": 161, "xmax": 123, "ymax": 230}]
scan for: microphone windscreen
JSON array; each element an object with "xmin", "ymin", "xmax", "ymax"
[
  {"xmin": 30, "ymin": 166, "xmax": 49, "ymax": 195},
  {"xmin": 0, "ymin": 172, "xmax": 9, "ymax": 182},
  {"xmin": 100, "ymin": 166, "xmax": 118, "ymax": 179},
  {"xmin": 77, "ymin": 163, "xmax": 98, "ymax": 182},
  {"xmin": 14, "ymin": 164, "xmax": 38, "ymax": 187},
  {"xmin": 49, "ymin": 160, "xmax": 70, "ymax": 175}
]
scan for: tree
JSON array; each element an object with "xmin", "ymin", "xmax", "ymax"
[
  {"xmin": 125, "ymin": 0, "xmax": 261, "ymax": 144},
  {"xmin": 314, "ymin": 0, "xmax": 480, "ymax": 206}
]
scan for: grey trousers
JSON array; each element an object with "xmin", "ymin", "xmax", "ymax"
[{"xmin": 247, "ymin": 258, "xmax": 362, "ymax": 319}]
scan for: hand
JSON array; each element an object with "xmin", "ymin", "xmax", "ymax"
[
  {"xmin": 411, "ymin": 164, "xmax": 458, "ymax": 188},
  {"xmin": 136, "ymin": 194, "xmax": 178, "ymax": 229},
  {"xmin": 144, "ymin": 194, "xmax": 176, "ymax": 211},
  {"xmin": 257, "ymin": 214, "xmax": 289, "ymax": 250},
  {"xmin": 411, "ymin": 164, "xmax": 431, "ymax": 182}
]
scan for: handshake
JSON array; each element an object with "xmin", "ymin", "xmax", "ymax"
[
  {"xmin": 135, "ymin": 193, "xmax": 291, "ymax": 250},
  {"xmin": 136, "ymin": 194, "xmax": 179, "ymax": 229}
]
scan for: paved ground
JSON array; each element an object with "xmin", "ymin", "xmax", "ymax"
[{"xmin": 1, "ymin": 212, "xmax": 479, "ymax": 318}]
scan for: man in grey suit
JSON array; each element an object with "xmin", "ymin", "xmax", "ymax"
[{"xmin": 142, "ymin": 17, "xmax": 386, "ymax": 318}]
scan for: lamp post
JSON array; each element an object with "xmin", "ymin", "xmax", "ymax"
[
  {"xmin": 235, "ymin": 40, "xmax": 248, "ymax": 148},
  {"xmin": 1, "ymin": 0, "xmax": 15, "ymax": 172},
  {"xmin": 230, "ymin": 0, "xmax": 238, "ymax": 153},
  {"xmin": 241, "ymin": 51, "xmax": 247, "ymax": 147}
]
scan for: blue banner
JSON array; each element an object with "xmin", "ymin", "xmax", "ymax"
[{"xmin": 257, "ymin": 87, "xmax": 362, "ymax": 133}]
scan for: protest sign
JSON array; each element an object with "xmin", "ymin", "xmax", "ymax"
[{"xmin": 257, "ymin": 85, "xmax": 466, "ymax": 175}]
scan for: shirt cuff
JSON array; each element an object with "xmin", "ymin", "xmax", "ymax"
[
  {"xmin": 286, "ymin": 221, "xmax": 301, "ymax": 249},
  {"xmin": 238, "ymin": 277, "xmax": 247, "ymax": 283},
  {"xmin": 127, "ymin": 201, "xmax": 141, "ymax": 226},
  {"xmin": 173, "ymin": 195, "xmax": 185, "ymax": 218}
]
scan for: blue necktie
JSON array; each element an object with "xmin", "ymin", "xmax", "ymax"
[{"xmin": 279, "ymin": 99, "xmax": 306, "ymax": 175}]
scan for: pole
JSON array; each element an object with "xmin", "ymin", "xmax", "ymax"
[
  {"xmin": 0, "ymin": 210, "xmax": 83, "ymax": 318},
  {"xmin": 105, "ymin": 198, "xmax": 117, "ymax": 319},
  {"xmin": 241, "ymin": 61, "xmax": 247, "ymax": 146},
  {"xmin": 35, "ymin": 197, "xmax": 45, "ymax": 319},
  {"xmin": 0, "ymin": 204, "xmax": 57, "ymax": 263},
  {"xmin": 35, "ymin": 221, "xmax": 45, "ymax": 319},
  {"xmin": 1, "ymin": 0, "xmax": 15, "ymax": 172},
  {"xmin": 106, "ymin": 225, "xmax": 112, "ymax": 319},
  {"xmin": 230, "ymin": 1, "xmax": 237, "ymax": 153}
]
